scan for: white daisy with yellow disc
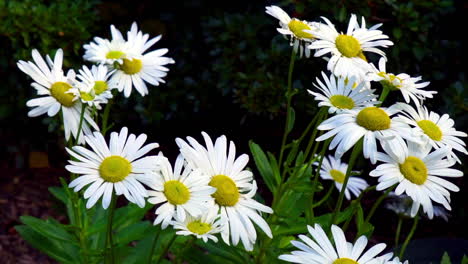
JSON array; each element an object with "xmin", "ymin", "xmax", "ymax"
[
  {"xmin": 316, "ymin": 104, "xmax": 415, "ymax": 164},
  {"xmin": 279, "ymin": 224, "xmax": 387, "ymax": 263},
  {"xmin": 307, "ymin": 14, "xmax": 393, "ymax": 81},
  {"xmin": 370, "ymin": 58, "xmax": 435, "ymax": 106},
  {"xmin": 171, "ymin": 207, "xmax": 224, "ymax": 243},
  {"xmin": 147, "ymin": 155, "xmax": 216, "ymax": 229},
  {"xmin": 17, "ymin": 49, "xmax": 99, "ymax": 144},
  {"xmin": 176, "ymin": 132, "xmax": 273, "ymax": 251},
  {"xmin": 72, "ymin": 64, "xmax": 114, "ymax": 110},
  {"xmin": 66, "ymin": 127, "xmax": 160, "ymax": 209},
  {"xmin": 265, "ymin": 5, "xmax": 319, "ymax": 58},
  {"xmin": 83, "ymin": 24, "xmax": 130, "ymax": 65},
  {"xmin": 316, "ymin": 155, "xmax": 368, "ymax": 200},
  {"xmin": 308, "ymin": 72, "xmax": 379, "ymax": 114},
  {"xmin": 396, "ymin": 104, "xmax": 467, "ymax": 163},
  {"xmin": 110, "ymin": 22, "xmax": 175, "ymax": 97},
  {"xmin": 369, "ymin": 141, "xmax": 462, "ymax": 219}
]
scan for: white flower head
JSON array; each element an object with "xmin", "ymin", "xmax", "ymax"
[
  {"xmin": 308, "ymin": 14, "xmax": 393, "ymax": 81},
  {"xmin": 171, "ymin": 207, "xmax": 225, "ymax": 243},
  {"xmin": 279, "ymin": 224, "xmax": 387, "ymax": 263},
  {"xmin": 316, "ymin": 155, "xmax": 368, "ymax": 200},
  {"xmin": 385, "ymin": 192, "xmax": 450, "ymax": 221},
  {"xmin": 396, "ymin": 104, "xmax": 467, "ymax": 163},
  {"xmin": 176, "ymin": 132, "xmax": 273, "ymax": 251},
  {"xmin": 308, "ymin": 72, "xmax": 379, "ymax": 114},
  {"xmin": 147, "ymin": 154, "xmax": 216, "ymax": 229},
  {"xmin": 316, "ymin": 104, "xmax": 418, "ymax": 164},
  {"xmin": 370, "ymin": 141, "xmax": 462, "ymax": 219},
  {"xmin": 72, "ymin": 64, "xmax": 114, "ymax": 109},
  {"xmin": 265, "ymin": 5, "xmax": 320, "ymax": 58},
  {"xmin": 66, "ymin": 127, "xmax": 159, "ymax": 209},
  {"xmin": 17, "ymin": 49, "xmax": 99, "ymax": 144},
  {"xmin": 370, "ymin": 58, "xmax": 435, "ymax": 106},
  {"xmin": 83, "ymin": 24, "xmax": 130, "ymax": 65}
]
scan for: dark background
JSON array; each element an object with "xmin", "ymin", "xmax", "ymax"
[{"xmin": 1, "ymin": 0, "xmax": 467, "ymax": 263}]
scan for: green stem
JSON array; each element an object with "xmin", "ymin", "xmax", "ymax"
[
  {"xmin": 102, "ymin": 99, "xmax": 113, "ymax": 136},
  {"xmin": 74, "ymin": 103, "xmax": 87, "ymax": 145},
  {"xmin": 105, "ymin": 194, "xmax": 117, "ymax": 264},
  {"xmin": 278, "ymin": 49, "xmax": 297, "ymax": 172},
  {"xmin": 311, "ymin": 183, "xmax": 334, "ymax": 209},
  {"xmin": 307, "ymin": 138, "xmax": 331, "ymax": 221},
  {"xmin": 330, "ymin": 139, "xmax": 363, "ymax": 225},
  {"xmin": 399, "ymin": 215, "xmax": 419, "ymax": 259},
  {"xmin": 156, "ymin": 233, "xmax": 177, "ymax": 264},
  {"xmin": 364, "ymin": 185, "xmax": 395, "ymax": 223},
  {"xmin": 303, "ymin": 110, "xmax": 328, "ymax": 161},
  {"xmin": 395, "ymin": 215, "xmax": 403, "ymax": 249},
  {"xmin": 377, "ymin": 85, "xmax": 390, "ymax": 106},
  {"xmin": 147, "ymin": 227, "xmax": 161, "ymax": 264},
  {"xmin": 294, "ymin": 107, "xmax": 325, "ymax": 147},
  {"xmin": 342, "ymin": 186, "xmax": 376, "ymax": 232}
]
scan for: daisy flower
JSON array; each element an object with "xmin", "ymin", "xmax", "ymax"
[
  {"xmin": 17, "ymin": 49, "xmax": 98, "ymax": 144},
  {"xmin": 385, "ymin": 193, "xmax": 450, "ymax": 221},
  {"xmin": 265, "ymin": 5, "xmax": 320, "ymax": 58},
  {"xmin": 316, "ymin": 104, "xmax": 416, "ymax": 164},
  {"xmin": 307, "ymin": 14, "xmax": 393, "ymax": 80},
  {"xmin": 396, "ymin": 104, "xmax": 467, "ymax": 163},
  {"xmin": 369, "ymin": 58, "xmax": 435, "ymax": 106},
  {"xmin": 66, "ymin": 127, "xmax": 159, "ymax": 209},
  {"xmin": 176, "ymin": 132, "xmax": 273, "ymax": 251},
  {"xmin": 171, "ymin": 207, "xmax": 224, "ymax": 243},
  {"xmin": 369, "ymin": 141, "xmax": 462, "ymax": 219},
  {"xmin": 315, "ymin": 155, "xmax": 368, "ymax": 200},
  {"xmin": 278, "ymin": 224, "xmax": 387, "ymax": 264},
  {"xmin": 308, "ymin": 72, "xmax": 379, "ymax": 114},
  {"xmin": 147, "ymin": 154, "xmax": 216, "ymax": 229},
  {"xmin": 376, "ymin": 254, "xmax": 408, "ymax": 264},
  {"xmin": 72, "ymin": 64, "xmax": 114, "ymax": 109},
  {"xmin": 110, "ymin": 22, "xmax": 175, "ymax": 97},
  {"xmin": 83, "ymin": 24, "xmax": 130, "ymax": 65}
]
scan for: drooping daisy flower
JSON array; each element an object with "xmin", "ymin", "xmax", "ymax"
[
  {"xmin": 110, "ymin": 22, "xmax": 175, "ymax": 97},
  {"xmin": 376, "ymin": 254, "xmax": 409, "ymax": 264},
  {"xmin": 147, "ymin": 155, "xmax": 216, "ymax": 229},
  {"xmin": 315, "ymin": 155, "xmax": 368, "ymax": 200},
  {"xmin": 278, "ymin": 224, "xmax": 387, "ymax": 263},
  {"xmin": 176, "ymin": 132, "xmax": 273, "ymax": 251},
  {"xmin": 66, "ymin": 127, "xmax": 159, "ymax": 209},
  {"xmin": 83, "ymin": 24, "xmax": 130, "ymax": 65},
  {"xmin": 385, "ymin": 193, "xmax": 450, "ymax": 221},
  {"xmin": 369, "ymin": 58, "xmax": 435, "ymax": 106},
  {"xmin": 17, "ymin": 49, "xmax": 98, "ymax": 144},
  {"xmin": 308, "ymin": 72, "xmax": 379, "ymax": 114},
  {"xmin": 171, "ymin": 207, "xmax": 224, "ymax": 243},
  {"xmin": 316, "ymin": 104, "xmax": 416, "ymax": 164},
  {"xmin": 265, "ymin": 5, "xmax": 320, "ymax": 58},
  {"xmin": 369, "ymin": 141, "xmax": 462, "ymax": 219},
  {"xmin": 396, "ymin": 104, "xmax": 467, "ymax": 163},
  {"xmin": 308, "ymin": 14, "xmax": 393, "ymax": 80},
  {"xmin": 72, "ymin": 64, "xmax": 114, "ymax": 109}
]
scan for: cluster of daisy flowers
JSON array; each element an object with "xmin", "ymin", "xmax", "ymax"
[
  {"xmin": 66, "ymin": 129, "xmax": 273, "ymax": 251},
  {"xmin": 267, "ymin": 4, "xmax": 465, "ymax": 263},
  {"xmin": 17, "ymin": 22, "xmax": 174, "ymax": 144}
]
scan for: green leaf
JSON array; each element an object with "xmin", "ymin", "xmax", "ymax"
[
  {"xmin": 115, "ymin": 221, "xmax": 152, "ymax": 245},
  {"xmin": 195, "ymin": 240, "xmax": 247, "ymax": 263},
  {"xmin": 20, "ymin": 216, "xmax": 77, "ymax": 244},
  {"xmin": 286, "ymin": 107, "xmax": 295, "ymax": 133},
  {"xmin": 249, "ymin": 141, "xmax": 279, "ymax": 192},
  {"xmin": 441, "ymin": 252, "xmax": 451, "ymax": 264},
  {"xmin": 461, "ymin": 255, "xmax": 468, "ymax": 264},
  {"xmin": 15, "ymin": 225, "xmax": 78, "ymax": 264},
  {"xmin": 49, "ymin": 186, "xmax": 68, "ymax": 204}
]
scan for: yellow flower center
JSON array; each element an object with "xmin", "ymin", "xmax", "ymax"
[
  {"xmin": 50, "ymin": 82, "xmax": 75, "ymax": 107},
  {"xmin": 335, "ymin": 34, "xmax": 366, "ymax": 60},
  {"xmin": 356, "ymin": 107, "xmax": 391, "ymax": 131},
  {"xmin": 187, "ymin": 220, "xmax": 212, "ymax": 235},
  {"xmin": 80, "ymin": 91, "xmax": 95, "ymax": 101},
  {"xmin": 94, "ymin": 81, "xmax": 108, "ymax": 95},
  {"xmin": 209, "ymin": 175, "xmax": 240, "ymax": 207},
  {"xmin": 330, "ymin": 169, "xmax": 346, "ymax": 183},
  {"xmin": 164, "ymin": 180, "xmax": 191, "ymax": 205},
  {"xmin": 417, "ymin": 120, "xmax": 443, "ymax": 141},
  {"xmin": 399, "ymin": 156, "xmax": 428, "ymax": 185},
  {"xmin": 106, "ymin": 50, "xmax": 125, "ymax": 60},
  {"xmin": 99, "ymin": 156, "xmax": 132, "ymax": 183},
  {"xmin": 288, "ymin": 19, "xmax": 314, "ymax": 39},
  {"xmin": 330, "ymin": 95, "xmax": 355, "ymax": 110},
  {"xmin": 121, "ymin": 58, "xmax": 142, "ymax": 75},
  {"xmin": 333, "ymin": 258, "xmax": 358, "ymax": 264},
  {"xmin": 378, "ymin": 72, "xmax": 402, "ymax": 90}
]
